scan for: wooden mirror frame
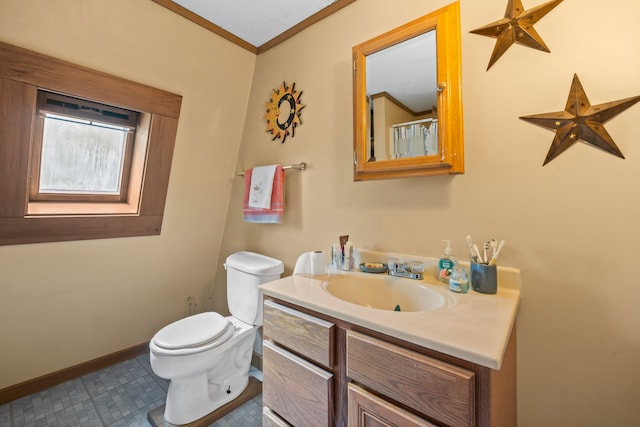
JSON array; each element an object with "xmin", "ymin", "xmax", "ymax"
[{"xmin": 352, "ymin": 1, "xmax": 463, "ymax": 181}]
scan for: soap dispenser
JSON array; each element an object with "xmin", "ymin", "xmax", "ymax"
[{"xmin": 438, "ymin": 240, "xmax": 456, "ymax": 284}]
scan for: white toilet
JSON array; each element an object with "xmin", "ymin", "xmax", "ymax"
[{"xmin": 149, "ymin": 251, "xmax": 284, "ymax": 425}]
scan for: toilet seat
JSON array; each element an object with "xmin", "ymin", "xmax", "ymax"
[{"xmin": 151, "ymin": 312, "xmax": 234, "ymax": 355}]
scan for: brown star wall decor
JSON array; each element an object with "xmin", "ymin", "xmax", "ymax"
[
  {"xmin": 470, "ymin": 0, "xmax": 563, "ymax": 70},
  {"xmin": 520, "ymin": 74, "xmax": 640, "ymax": 165}
]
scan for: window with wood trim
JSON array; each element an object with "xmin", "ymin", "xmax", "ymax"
[
  {"xmin": 30, "ymin": 91, "xmax": 140, "ymax": 204},
  {"xmin": 0, "ymin": 41, "xmax": 182, "ymax": 246}
]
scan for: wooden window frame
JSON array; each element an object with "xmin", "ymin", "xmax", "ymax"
[{"xmin": 0, "ymin": 41, "xmax": 182, "ymax": 245}]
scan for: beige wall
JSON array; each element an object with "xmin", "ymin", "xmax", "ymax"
[
  {"xmin": 0, "ymin": 0, "xmax": 255, "ymax": 388},
  {"xmin": 216, "ymin": 0, "xmax": 640, "ymax": 426}
]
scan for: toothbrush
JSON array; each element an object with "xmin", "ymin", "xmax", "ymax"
[
  {"xmin": 488, "ymin": 240, "xmax": 505, "ymax": 266},
  {"xmin": 473, "ymin": 244, "xmax": 483, "ymax": 263},
  {"xmin": 466, "ymin": 235, "xmax": 477, "ymax": 261},
  {"xmin": 483, "ymin": 242, "xmax": 489, "ymax": 264}
]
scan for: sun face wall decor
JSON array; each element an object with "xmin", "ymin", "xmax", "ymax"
[{"xmin": 264, "ymin": 81, "xmax": 305, "ymax": 143}]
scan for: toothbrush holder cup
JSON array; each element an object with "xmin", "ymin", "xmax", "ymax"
[{"xmin": 470, "ymin": 262, "xmax": 497, "ymax": 294}]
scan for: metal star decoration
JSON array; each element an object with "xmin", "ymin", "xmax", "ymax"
[
  {"xmin": 520, "ymin": 74, "xmax": 640, "ymax": 165},
  {"xmin": 470, "ymin": 0, "xmax": 563, "ymax": 70}
]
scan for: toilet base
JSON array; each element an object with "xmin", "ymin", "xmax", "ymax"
[
  {"xmin": 152, "ymin": 321, "xmax": 257, "ymax": 425},
  {"xmin": 164, "ymin": 376, "xmax": 248, "ymax": 425},
  {"xmin": 148, "ymin": 376, "xmax": 262, "ymax": 427}
]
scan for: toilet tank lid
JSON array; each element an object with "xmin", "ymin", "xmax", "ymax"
[{"xmin": 226, "ymin": 251, "xmax": 284, "ymax": 276}]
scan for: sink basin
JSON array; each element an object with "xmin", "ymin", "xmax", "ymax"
[{"xmin": 323, "ymin": 274, "xmax": 448, "ymax": 312}]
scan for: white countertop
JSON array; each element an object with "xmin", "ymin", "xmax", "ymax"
[{"xmin": 260, "ymin": 251, "xmax": 521, "ymax": 370}]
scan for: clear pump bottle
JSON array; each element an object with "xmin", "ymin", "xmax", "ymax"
[{"xmin": 438, "ymin": 240, "xmax": 456, "ymax": 284}]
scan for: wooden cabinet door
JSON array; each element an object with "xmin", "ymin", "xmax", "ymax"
[
  {"xmin": 347, "ymin": 330, "xmax": 475, "ymax": 427},
  {"xmin": 263, "ymin": 340, "xmax": 334, "ymax": 427},
  {"xmin": 348, "ymin": 384, "xmax": 437, "ymax": 427}
]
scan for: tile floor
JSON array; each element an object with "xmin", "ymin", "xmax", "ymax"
[{"xmin": 0, "ymin": 354, "xmax": 262, "ymax": 427}]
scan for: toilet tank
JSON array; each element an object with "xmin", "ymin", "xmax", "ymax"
[{"xmin": 225, "ymin": 251, "xmax": 284, "ymax": 326}]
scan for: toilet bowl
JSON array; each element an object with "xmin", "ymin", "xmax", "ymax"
[{"xmin": 149, "ymin": 251, "xmax": 284, "ymax": 425}]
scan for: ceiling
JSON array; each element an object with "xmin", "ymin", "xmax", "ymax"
[
  {"xmin": 152, "ymin": 0, "xmax": 356, "ymax": 54},
  {"xmin": 152, "ymin": 0, "xmax": 433, "ymax": 115}
]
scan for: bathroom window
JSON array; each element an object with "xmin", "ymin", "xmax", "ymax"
[
  {"xmin": 30, "ymin": 91, "xmax": 139, "ymax": 204},
  {"xmin": 0, "ymin": 41, "xmax": 182, "ymax": 245}
]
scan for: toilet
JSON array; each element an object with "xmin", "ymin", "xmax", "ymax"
[{"xmin": 149, "ymin": 251, "xmax": 284, "ymax": 425}]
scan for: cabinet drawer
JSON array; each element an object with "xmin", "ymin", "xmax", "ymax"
[
  {"xmin": 263, "ymin": 406, "xmax": 292, "ymax": 427},
  {"xmin": 347, "ymin": 330, "xmax": 475, "ymax": 427},
  {"xmin": 263, "ymin": 340, "xmax": 334, "ymax": 427},
  {"xmin": 348, "ymin": 383, "xmax": 437, "ymax": 427},
  {"xmin": 263, "ymin": 299, "xmax": 335, "ymax": 369}
]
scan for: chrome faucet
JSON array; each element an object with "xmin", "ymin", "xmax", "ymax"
[{"xmin": 388, "ymin": 259, "xmax": 423, "ymax": 280}]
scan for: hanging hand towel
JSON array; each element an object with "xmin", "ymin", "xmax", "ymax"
[
  {"xmin": 248, "ymin": 164, "xmax": 277, "ymax": 209},
  {"xmin": 243, "ymin": 165, "xmax": 284, "ymax": 223}
]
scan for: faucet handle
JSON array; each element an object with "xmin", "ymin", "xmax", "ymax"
[
  {"xmin": 409, "ymin": 262, "xmax": 424, "ymax": 274},
  {"xmin": 396, "ymin": 261, "xmax": 409, "ymax": 271}
]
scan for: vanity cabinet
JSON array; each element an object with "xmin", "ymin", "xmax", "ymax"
[{"xmin": 262, "ymin": 297, "xmax": 517, "ymax": 427}]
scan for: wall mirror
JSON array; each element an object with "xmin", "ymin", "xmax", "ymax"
[{"xmin": 352, "ymin": 1, "xmax": 463, "ymax": 181}]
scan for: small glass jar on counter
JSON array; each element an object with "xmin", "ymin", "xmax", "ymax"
[{"xmin": 449, "ymin": 266, "xmax": 469, "ymax": 293}]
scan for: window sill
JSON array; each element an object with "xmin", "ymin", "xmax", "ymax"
[{"xmin": 27, "ymin": 201, "xmax": 139, "ymax": 216}]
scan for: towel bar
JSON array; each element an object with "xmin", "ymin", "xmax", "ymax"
[{"xmin": 235, "ymin": 162, "xmax": 307, "ymax": 176}]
